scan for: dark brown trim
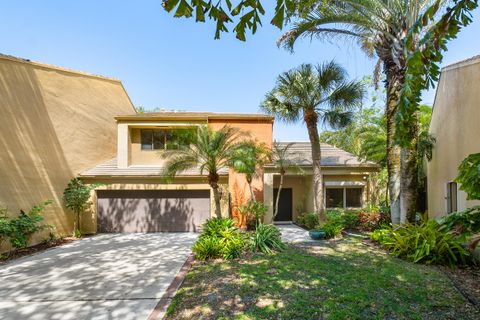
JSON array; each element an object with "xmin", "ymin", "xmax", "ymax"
[{"xmin": 147, "ymin": 254, "xmax": 195, "ymax": 320}]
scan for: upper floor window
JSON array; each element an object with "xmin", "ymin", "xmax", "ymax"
[{"xmin": 141, "ymin": 128, "xmax": 194, "ymax": 151}]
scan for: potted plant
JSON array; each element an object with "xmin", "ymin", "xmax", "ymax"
[{"xmin": 309, "ymin": 228, "xmax": 326, "ymax": 240}]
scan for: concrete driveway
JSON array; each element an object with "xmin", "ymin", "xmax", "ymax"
[{"xmin": 0, "ymin": 233, "xmax": 198, "ymax": 320}]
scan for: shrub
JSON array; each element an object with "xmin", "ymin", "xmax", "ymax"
[
  {"xmin": 342, "ymin": 210, "xmax": 360, "ymax": 229},
  {"xmin": 237, "ymin": 200, "xmax": 268, "ymax": 230},
  {"xmin": 358, "ymin": 211, "xmax": 390, "ymax": 231},
  {"xmin": 0, "ymin": 201, "xmax": 53, "ymax": 250},
  {"xmin": 439, "ymin": 206, "xmax": 480, "ymax": 235},
  {"xmin": 321, "ymin": 221, "xmax": 344, "ymax": 238},
  {"xmin": 381, "ymin": 220, "xmax": 469, "ymax": 266},
  {"xmin": 294, "ymin": 212, "xmax": 319, "ymax": 230},
  {"xmin": 193, "ymin": 218, "xmax": 245, "ymax": 260},
  {"xmin": 370, "ymin": 226, "xmax": 393, "ymax": 244},
  {"xmin": 250, "ymin": 224, "xmax": 286, "ymax": 254}
]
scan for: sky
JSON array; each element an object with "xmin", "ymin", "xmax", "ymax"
[{"xmin": 1, "ymin": 1, "xmax": 479, "ymax": 141}]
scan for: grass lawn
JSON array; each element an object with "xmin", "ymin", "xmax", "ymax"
[{"xmin": 166, "ymin": 237, "xmax": 479, "ymax": 320}]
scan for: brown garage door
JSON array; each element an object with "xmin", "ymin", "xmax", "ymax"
[{"xmin": 96, "ymin": 190, "xmax": 211, "ymax": 232}]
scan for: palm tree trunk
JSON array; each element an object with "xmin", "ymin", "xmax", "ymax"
[
  {"xmin": 274, "ymin": 170, "xmax": 285, "ymax": 218},
  {"xmin": 208, "ymin": 172, "xmax": 222, "ymax": 218},
  {"xmin": 385, "ymin": 69, "xmax": 402, "ymax": 224},
  {"xmin": 304, "ymin": 111, "xmax": 325, "ymax": 222},
  {"xmin": 400, "ymin": 116, "xmax": 419, "ymax": 223},
  {"xmin": 247, "ymin": 175, "xmax": 256, "ymax": 201}
]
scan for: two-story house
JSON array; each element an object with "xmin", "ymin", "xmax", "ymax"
[{"xmin": 1, "ymin": 55, "xmax": 379, "ymax": 243}]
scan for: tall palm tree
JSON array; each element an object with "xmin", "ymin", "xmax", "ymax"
[
  {"xmin": 230, "ymin": 141, "xmax": 271, "ymax": 201},
  {"xmin": 161, "ymin": 125, "xmax": 242, "ymax": 218},
  {"xmin": 279, "ymin": 0, "xmax": 444, "ymax": 223},
  {"xmin": 261, "ymin": 62, "xmax": 364, "ymax": 222}
]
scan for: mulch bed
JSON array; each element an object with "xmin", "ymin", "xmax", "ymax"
[
  {"xmin": 0, "ymin": 237, "xmax": 77, "ymax": 265},
  {"xmin": 439, "ymin": 265, "xmax": 480, "ymax": 309}
]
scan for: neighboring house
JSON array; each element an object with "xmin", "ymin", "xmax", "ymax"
[
  {"xmin": 1, "ymin": 55, "xmax": 380, "ymax": 241},
  {"xmin": 0, "ymin": 54, "xmax": 136, "ymax": 248},
  {"xmin": 263, "ymin": 142, "xmax": 378, "ymax": 223},
  {"xmin": 428, "ymin": 55, "xmax": 480, "ymax": 218}
]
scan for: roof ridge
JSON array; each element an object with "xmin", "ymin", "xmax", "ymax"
[{"xmin": 0, "ymin": 53, "xmax": 121, "ymax": 83}]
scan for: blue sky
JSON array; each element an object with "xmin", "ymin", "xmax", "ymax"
[{"xmin": 1, "ymin": 1, "xmax": 479, "ymax": 141}]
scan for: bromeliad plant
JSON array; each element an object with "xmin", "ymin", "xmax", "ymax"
[
  {"xmin": 63, "ymin": 178, "xmax": 101, "ymax": 237},
  {"xmin": 250, "ymin": 223, "xmax": 286, "ymax": 254}
]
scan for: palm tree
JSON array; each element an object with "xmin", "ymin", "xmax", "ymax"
[
  {"xmin": 261, "ymin": 62, "xmax": 364, "ymax": 222},
  {"xmin": 279, "ymin": 0, "xmax": 443, "ymax": 224},
  {"xmin": 230, "ymin": 141, "xmax": 271, "ymax": 201},
  {"xmin": 271, "ymin": 141, "xmax": 302, "ymax": 219},
  {"xmin": 161, "ymin": 125, "xmax": 242, "ymax": 218}
]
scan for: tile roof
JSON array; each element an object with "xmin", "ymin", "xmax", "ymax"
[
  {"xmin": 115, "ymin": 111, "xmax": 274, "ymax": 121},
  {"xmin": 268, "ymin": 142, "xmax": 378, "ymax": 167},
  {"xmin": 80, "ymin": 158, "xmax": 229, "ymax": 177}
]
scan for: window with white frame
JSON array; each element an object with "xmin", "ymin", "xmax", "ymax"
[{"xmin": 325, "ymin": 187, "xmax": 363, "ymax": 209}]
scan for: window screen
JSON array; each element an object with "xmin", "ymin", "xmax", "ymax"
[
  {"xmin": 141, "ymin": 129, "xmax": 153, "ymax": 150},
  {"xmin": 326, "ymin": 188, "xmax": 343, "ymax": 208},
  {"xmin": 446, "ymin": 182, "xmax": 458, "ymax": 214},
  {"xmin": 346, "ymin": 188, "xmax": 362, "ymax": 208}
]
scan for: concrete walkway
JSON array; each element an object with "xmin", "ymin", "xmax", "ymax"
[
  {"xmin": 276, "ymin": 224, "xmax": 315, "ymax": 243},
  {"xmin": 0, "ymin": 233, "xmax": 197, "ymax": 320}
]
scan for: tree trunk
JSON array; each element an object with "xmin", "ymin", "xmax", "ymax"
[
  {"xmin": 274, "ymin": 170, "xmax": 285, "ymax": 218},
  {"xmin": 304, "ymin": 110, "xmax": 325, "ymax": 223},
  {"xmin": 384, "ymin": 68, "xmax": 403, "ymax": 224},
  {"xmin": 247, "ymin": 175, "xmax": 256, "ymax": 201},
  {"xmin": 400, "ymin": 116, "xmax": 419, "ymax": 223},
  {"xmin": 208, "ymin": 172, "xmax": 222, "ymax": 218}
]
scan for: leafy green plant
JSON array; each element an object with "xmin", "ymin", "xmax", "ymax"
[
  {"xmin": 321, "ymin": 221, "xmax": 344, "ymax": 239},
  {"xmin": 370, "ymin": 226, "xmax": 393, "ymax": 244},
  {"xmin": 297, "ymin": 212, "xmax": 319, "ymax": 230},
  {"xmin": 237, "ymin": 200, "xmax": 268, "ymax": 230},
  {"xmin": 439, "ymin": 206, "xmax": 480, "ymax": 236},
  {"xmin": 342, "ymin": 210, "xmax": 360, "ymax": 229},
  {"xmin": 193, "ymin": 218, "xmax": 245, "ymax": 260},
  {"xmin": 455, "ymin": 153, "xmax": 480, "ymax": 200},
  {"xmin": 63, "ymin": 178, "xmax": 101, "ymax": 237},
  {"xmin": 250, "ymin": 224, "xmax": 286, "ymax": 254},
  {"xmin": 0, "ymin": 207, "xmax": 11, "ymax": 249},
  {"xmin": 7, "ymin": 201, "xmax": 53, "ymax": 249},
  {"xmin": 382, "ymin": 219, "xmax": 469, "ymax": 266}
]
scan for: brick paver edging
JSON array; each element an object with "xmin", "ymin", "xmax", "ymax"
[{"xmin": 147, "ymin": 253, "xmax": 195, "ymax": 320}]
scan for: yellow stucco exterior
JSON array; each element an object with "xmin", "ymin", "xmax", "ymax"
[
  {"xmin": 0, "ymin": 55, "xmax": 135, "ymax": 251},
  {"xmin": 428, "ymin": 56, "xmax": 480, "ymax": 218}
]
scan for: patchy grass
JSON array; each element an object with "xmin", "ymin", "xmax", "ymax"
[{"xmin": 166, "ymin": 237, "xmax": 479, "ymax": 320}]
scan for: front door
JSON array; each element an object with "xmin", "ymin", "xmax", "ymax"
[{"xmin": 273, "ymin": 188, "xmax": 293, "ymax": 222}]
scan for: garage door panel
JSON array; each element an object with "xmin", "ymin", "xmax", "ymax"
[{"xmin": 97, "ymin": 190, "xmax": 210, "ymax": 233}]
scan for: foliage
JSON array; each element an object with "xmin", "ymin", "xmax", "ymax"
[
  {"xmin": 0, "ymin": 201, "xmax": 53, "ymax": 250},
  {"xmin": 439, "ymin": 206, "xmax": 480, "ymax": 235},
  {"xmin": 320, "ymin": 210, "xmax": 345, "ymax": 238},
  {"xmin": 162, "ymin": 0, "xmax": 295, "ymax": 40},
  {"xmin": 455, "ymin": 153, "xmax": 480, "ymax": 200},
  {"xmin": 63, "ymin": 178, "xmax": 100, "ymax": 236},
  {"xmin": 230, "ymin": 141, "xmax": 271, "ymax": 200},
  {"xmin": 237, "ymin": 200, "xmax": 268, "ymax": 230},
  {"xmin": 358, "ymin": 211, "xmax": 390, "ymax": 232},
  {"xmin": 294, "ymin": 212, "xmax": 319, "ymax": 230},
  {"xmin": 250, "ymin": 224, "xmax": 286, "ymax": 254},
  {"xmin": 379, "ymin": 220, "xmax": 469, "ymax": 266},
  {"xmin": 162, "ymin": 125, "xmax": 243, "ymax": 217},
  {"xmin": 396, "ymin": 0, "xmax": 479, "ymax": 145},
  {"xmin": 193, "ymin": 218, "xmax": 245, "ymax": 260},
  {"xmin": 370, "ymin": 227, "xmax": 393, "ymax": 244}
]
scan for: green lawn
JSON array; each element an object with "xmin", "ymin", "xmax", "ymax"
[{"xmin": 166, "ymin": 237, "xmax": 479, "ymax": 320}]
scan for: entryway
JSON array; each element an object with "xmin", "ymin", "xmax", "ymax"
[{"xmin": 273, "ymin": 188, "xmax": 293, "ymax": 222}]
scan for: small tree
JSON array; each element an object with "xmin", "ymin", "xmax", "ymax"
[
  {"xmin": 63, "ymin": 178, "xmax": 98, "ymax": 237},
  {"xmin": 230, "ymin": 141, "xmax": 271, "ymax": 201}
]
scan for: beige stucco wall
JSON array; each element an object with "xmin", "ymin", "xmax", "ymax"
[
  {"xmin": 81, "ymin": 177, "xmax": 229, "ymax": 233},
  {"xmin": 0, "ymin": 56, "xmax": 135, "ymax": 251},
  {"xmin": 428, "ymin": 58, "xmax": 480, "ymax": 218},
  {"xmin": 264, "ymin": 170, "xmax": 373, "ymax": 223}
]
